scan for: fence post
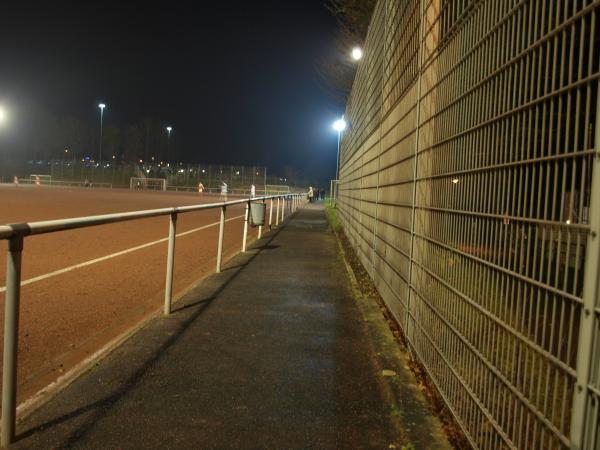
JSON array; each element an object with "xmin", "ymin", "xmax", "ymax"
[
  {"xmin": 570, "ymin": 84, "xmax": 600, "ymax": 449},
  {"xmin": 163, "ymin": 212, "xmax": 177, "ymax": 315},
  {"xmin": 281, "ymin": 196, "xmax": 285, "ymax": 222},
  {"xmin": 242, "ymin": 201, "xmax": 250, "ymax": 252},
  {"xmin": 258, "ymin": 199, "xmax": 264, "ymax": 239},
  {"xmin": 269, "ymin": 198, "xmax": 274, "ymax": 228},
  {"xmin": 2, "ymin": 234, "xmax": 24, "ymax": 447},
  {"xmin": 216, "ymin": 205, "xmax": 226, "ymax": 273},
  {"xmin": 275, "ymin": 197, "xmax": 280, "ymax": 227}
]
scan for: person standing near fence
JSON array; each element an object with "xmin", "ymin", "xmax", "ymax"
[
  {"xmin": 198, "ymin": 182, "xmax": 204, "ymax": 197},
  {"xmin": 220, "ymin": 181, "xmax": 228, "ymax": 201},
  {"xmin": 250, "ymin": 184, "xmax": 256, "ymax": 199},
  {"xmin": 308, "ymin": 187, "xmax": 314, "ymax": 203}
]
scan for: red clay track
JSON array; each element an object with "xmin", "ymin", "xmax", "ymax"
[{"xmin": 0, "ymin": 185, "xmax": 266, "ymax": 406}]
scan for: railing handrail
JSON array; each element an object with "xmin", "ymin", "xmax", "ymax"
[
  {"xmin": 0, "ymin": 194, "xmax": 292, "ymax": 240},
  {"xmin": 0, "ymin": 192, "xmax": 304, "ymax": 446}
]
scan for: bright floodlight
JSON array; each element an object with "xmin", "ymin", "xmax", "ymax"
[
  {"xmin": 333, "ymin": 118, "xmax": 347, "ymax": 132},
  {"xmin": 351, "ymin": 47, "xmax": 363, "ymax": 61},
  {"xmin": 99, "ymin": 103, "xmax": 106, "ymax": 109},
  {"xmin": 166, "ymin": 126, "xmax": 172, "ymax": 132},
  {"xmin": 0, "ymin": 107, "xmax": 6, "ymax": 122}
]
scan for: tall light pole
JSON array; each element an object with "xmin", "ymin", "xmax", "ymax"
[
  {"xmin": 98, "ymin": 103, "xmax": 106, "ymax": 166},
  {"xmin": 332, "ymin": 116, "xmax": 347, "ymax": 180},
  {"xmin": 332, "ymin": 117, "xmax": 347, "ymax": 208},
  {"xmin": 166, "ymin": 126, "xmax": 172, "ymax": 162}
]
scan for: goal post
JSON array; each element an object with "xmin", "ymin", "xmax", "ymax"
[
  {"xmin": 30, "ymin": 174, "xmax": 52, "ymax": 185},
  {"xmin": 130, "ymin": 177, "xmax": 167, "ymax": 191},
  {"xmin": 264, "ymin": 184, "xmax": 290, "ymax": 195}
]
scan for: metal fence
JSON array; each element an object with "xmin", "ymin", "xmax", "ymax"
[
  {"xmin": 1, "ymin": 161, "xmax": 289, "ymax": 190},
  {"xmin": 0, "ymin": 193, "xmax": 302, "ymax": 446},
  {"xmin": 336, "ymin": 1, "xmax": 600, "ymax": 449}
]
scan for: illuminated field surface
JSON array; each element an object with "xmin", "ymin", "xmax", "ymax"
[{"xmin": 0, "ymin": 184, "xmax": 262, "ymax": 406}]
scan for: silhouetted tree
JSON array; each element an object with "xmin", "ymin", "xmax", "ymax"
[
  {"xmin": 318, "ymin": 0, "xmax": 376, "ymax": 103},
  {"xmin": 123, "ymin": 125, "xmax": 143, "ymax": 161}
]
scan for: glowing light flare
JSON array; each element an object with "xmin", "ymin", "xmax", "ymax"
[
  {"xmin": 333, "ymin": 118, "xmax": 347, "ymax": 132},
  {"xmin": 351, "ymin": 47, "xmax": 363, "ymax": 61}
]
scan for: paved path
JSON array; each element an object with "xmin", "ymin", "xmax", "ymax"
[{"xmin": 13, "ymin": 203, "xmax": 451, "ymax": 449}]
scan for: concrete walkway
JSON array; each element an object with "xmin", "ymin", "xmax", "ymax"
[{"xmin": 13, "ymin": 203, "xmax": 451, "ymax": 449}]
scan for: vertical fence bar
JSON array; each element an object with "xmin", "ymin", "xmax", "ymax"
[
  {"xmin": 269, "ymin": 198, "xmax": 274, "ymax": 228},
  {"xmin": 405, "ymin": 0, "xmax": 425, "ymax": 338},
  {"xmin": 258, "ymin": 199, "xmax": 264, "ymax": 239},
  {"xmin": 281, "ymin": 195, "xmax": 286, "ymax": 222},
  {"xmin": 570, "ymin": 80, "xmax": 600, "ymax": 449},
  {"xmin": 1, "ymin": 235, "xmax": 24, "ymax": 447},
  {"xmin": 242, "ymin": 201, "xmax": 249, "ymax": 252},
  {"xmin": 216, "ymin": 205, "xmax": 226, "ymax": 273},
  {"xmin": 275, "ymin": 197, "xmax": 280, "ymax": 226},
  {"xmin": 163, "ymin": 212, "xmax": 177, "ymax": 315}
]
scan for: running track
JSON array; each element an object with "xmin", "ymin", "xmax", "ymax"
[{"xmin": 0, "ymin": 185, "xmax": 268, "ymax": 407}]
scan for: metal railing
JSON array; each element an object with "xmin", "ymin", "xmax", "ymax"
[
  {"xmin": 0, "ymin": 193, "xmax": 303, "ymax": 446},
  {"xmin": 336, "ymin": 0, "xmax": 600, "ymax": 449}
]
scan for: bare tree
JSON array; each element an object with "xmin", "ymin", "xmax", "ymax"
[{"xmin": 318, "ymin": 0, "xmax": 377, "ymax": 103}]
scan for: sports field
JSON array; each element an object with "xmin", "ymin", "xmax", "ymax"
[{"xmin": 0, "ymin": 184, "xmax": 266, "ymax": 407}]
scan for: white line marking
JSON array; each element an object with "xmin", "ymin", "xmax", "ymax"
[{"xmin": 0, "ymin": 214, "xmax": 245, "ymax": 293}]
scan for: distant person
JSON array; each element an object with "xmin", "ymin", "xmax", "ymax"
[
  {"xmin": 220, "ymin": 181, "xmax": 228, "ymax": 201},
  {"xmin": 13, "ymin": 176, "xmax": 18, "ymax": 187},
  {"xmin": 320, "ymin": 189, "xmax": 325, "ymax": 201},
  {"xmin": 308, "ymin": 187, "xmax": 314, "ymax": 203},
  {"xmin": 84, "ymin": 178, "xmax": 91, "ymax": 188},
  {"xmin": 198, "ymin": 182, "xmax": 204, "ymax": 196},
  {"xmin": 250, "ymin": 184, "xmax": 256, "ymax": 199}
]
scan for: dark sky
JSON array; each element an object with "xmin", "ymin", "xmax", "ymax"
[{"xmin": 0, "ymin": 1, "xmax": 344, "ymax": 181}]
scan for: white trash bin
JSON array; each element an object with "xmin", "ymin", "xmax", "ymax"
[{"xmin": 249, "ymin": 202, "xmax": 266, "ymax": 227}]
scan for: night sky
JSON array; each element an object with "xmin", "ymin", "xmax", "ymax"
[{"xmin": 0, "ymin": 1, "xmax": 344, "ymax": 182}]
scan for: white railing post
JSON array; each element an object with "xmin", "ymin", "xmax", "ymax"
[
  {"xmin": 258, "ymin": 199, "xmax": 264, "ymax": 239},
  {"xmin": 275, "ymin": 197, "xmax": 280, "ymax": 227},
  {"xmin": 269, "ymin": 198, "xmax": 274, "ymax": 228},
  {"xmin": 216, "ymin": 205, "xmax": 226, "ymax": 273},
  {"xmin": 281, "ymin": 195, "xmax": 286, "ymax": 222},
  {"xmin": 2, "ymin": 235, "xmax": 23, "ymax": 447},
  {"xmin": 242, "ymin": 201, "xmax": 249, "ymax": 252},
  {"xmin": 163, "ymin": 212, "xmax": 177, "ymax": 315}
]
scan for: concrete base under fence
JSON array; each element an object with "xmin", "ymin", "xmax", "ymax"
[{"xmin": 11, "ymin": 204, "xmax": 451, "ymax": 449}]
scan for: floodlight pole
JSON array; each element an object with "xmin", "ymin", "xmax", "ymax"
[
  {"xmin": 336, "ymin": 129, "xmax": 341, "ymax": 181},
  {"xmin": 166, "ymin": 127, "xmax": 172, "ymax": 162},
  {"xmin": 98, "ymin": 104, "xmax": 105, "ymax": 168}
]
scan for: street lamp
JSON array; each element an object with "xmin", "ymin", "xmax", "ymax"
[
  {"xmin": 98, "ymin": 103, "xmax": 106, "ymax": 167},
  {"xmin": 351, "ymin": 47, "xmax": 363, "ymax": 61},
  {"xmin": 333, "ymin": 117, "xmax": 347, "ymax": 179},
  {"xmin": 332, "ymin": 117, "xmax": 347, "ymax": 208},
  {"xmin": 166, "ymin": 126, "xmax": 172, "ymax": 162}
]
